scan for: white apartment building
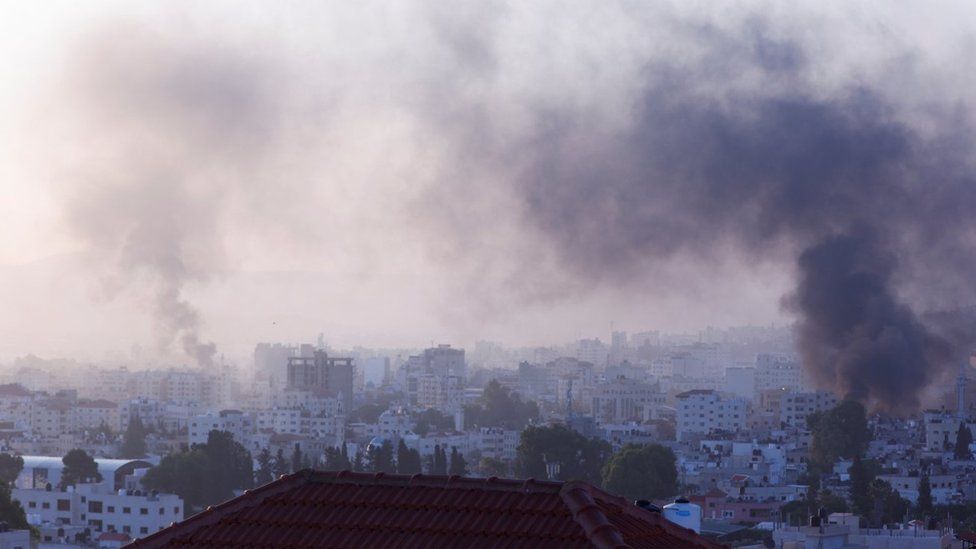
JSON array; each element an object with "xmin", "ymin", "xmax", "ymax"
[
  {"xmin": 877, "ymin": 474, "xmax": 962, "ymax": 505},
  {"xmin": 14, "ymin": 483, "xmax": 183, "ymax": 541},
  {"xmin": 474, "ymin": 428, "xmax": 520, "ymax": 462},
  {"xmin": 417, "ymin": 374, "xmax": 463, "ymax": 412},
  {"xmin": 780, "ymin": 391, "xmax": 838, "ymax": 427},
  {"xmin": 591, "ymin": 378, "xmax": 665, "ymax": 424},
  {"xmin": 188, "ymin": 410, "xmax": 254, "ymax": 446},
  {"xmin": 754, "ymin": 354, "xmax": 809, "ymax": 395},
  {"xmin": 272, "ymin": 389, "xmax": 343, "ymax": 416},
  {"xmin": 73, "ymin": 399, "xmax": 120, "ymax": 432},
  {"xmin": 923, "ymin": 411, "xmax": 966, "ymax": 453},
  {"xmin": 676, "ymin": 390, "xmax": 749, "ymax": 440}
]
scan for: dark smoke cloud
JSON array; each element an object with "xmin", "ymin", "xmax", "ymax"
[
  {"xmin": 431, "ymin": 27, "xmax": 976, "ymax": 411},
  {"xmin": 40, "ymin": 5, "xmax": 976, "ymax": 408}
]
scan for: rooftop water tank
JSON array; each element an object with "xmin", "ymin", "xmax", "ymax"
[{"xmin": 662, "ymin": 497, "xmax": 702, "ymax": 533}]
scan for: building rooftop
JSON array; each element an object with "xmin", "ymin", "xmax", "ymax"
[{"xmin": 129, "ymin": 470, "xmax": 726, "ymax": 548}]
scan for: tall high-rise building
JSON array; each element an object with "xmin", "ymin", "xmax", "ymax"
[{"xmin": 287, "ymin": 350, "xmax": 355, "ymax": 413}]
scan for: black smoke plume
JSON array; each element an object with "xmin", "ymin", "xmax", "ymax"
[{"xmin": 471, "ymin": 41, "xmax": 976, "ymax": 412}]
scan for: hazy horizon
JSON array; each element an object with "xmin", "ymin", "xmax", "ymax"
[{"xmin": 3, "ymin": 2, "xmax": 976, "ymax": 410}]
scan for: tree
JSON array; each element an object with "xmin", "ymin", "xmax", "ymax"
[
  {"xmin": 448, "ymin": 447, "xmax": 468, "ymax": 476},
  {"xmin": 291, "ymin": 443, "xmax": 303, "ymax": 473},
  {"xmin": 272, "ymin": 448, "xmax": 289, "ymax": 478},
  {"xmin": 431, "ymin": 445, "xmax": 447, "ymax": 475},
  {"xmin": 324, "ymin": 444, "xmax": 352, "ymax": 470},
  {"xmin": 0, "ymin": 454, "xmax": 23, "ymax": 486},
  {"xmin": 120, "ymin": 416, "xmax": 148, "ymax": 459},
  {"xmin": 413, "ymin": 409, "xmax": 455, "ymax": 436},
  {"xmin": 917, "ymin": 475, "xmax": 933, "ymax": 517},
  {"xmin": 517, "ymin": 425, "xmax": 612, "ymax": 485},
  {"xmin": 868, "ymin": 479, "xmax": 909, "ymax": 526},
  {"xmin": 59, "ymin": 449, "xmax": 102, "ymax": 490},
  {"xmin": 367, "ymin": 440, "xmax": 395, "ymax": 473},
  {"xmin": 808, "ymin": 401, "xmax": 871, "ymax": 472},
  {"xmin": 143, "ymin": 430, "xmax": 253, "ymax": 511},
  {"xmin": 0, "ymin": 483, "xmax": 30, "ymax": 531},
  {"xmin": 396, "ymin": 440, "xmax": 422, "ymax": 475},
  {"xmin": 849, "ymin": 454, "xmax": 876, "ymax": 517},
  {"xmin": 601, "ymin": 444, "xmax": 677, "ymax": 500},
  {"xmin": 478, "ymin": 457, "xmax": 509, "ymax": 477},
  {"xmin": 464, "ymin": 380, "xmax": 540, "ymax": 429},
  {"xmin": 255, "ymin": 448, "xmax": 274, "ymax": 485},
  {"xmin": 955, "ymin": 423, "xmax": 973, "ymax": 460},
  {"xmin": 818, "ymin": 490, "xmax": 848, "ymax": 514},
  {"xmin": 349, "ymin": 404, "xmax": 385, "ymax": 424}
]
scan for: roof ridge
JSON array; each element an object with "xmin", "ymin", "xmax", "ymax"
[
  {"xmin": 127, "ymin": 472, "xmax": 308, "ymax": 548},
  {"xmin": 308, "ymin": 470, "xmax": 564, "ymax": 493},
  {"xmin": 560, "ymin": 481, "xmax": 631, "ymax": 549}
]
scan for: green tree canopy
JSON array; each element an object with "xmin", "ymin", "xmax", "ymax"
[
  {"xmin": 955, "ymin": 423, "xmax": 973, "ymax": 460},
  {"xmin": 465, "ymin": 380, "xmax": 540, "ymax": 429},
  {"xmin": 366, "ymin": 440, "xmax": 395, "ymax": 473},
  {"xmin": 290, "ymin": 444, "xmax": 303, "ymax": 473},
  {"xmin": 272, "ymin": 448, "xmax": 288, "ymax": 478},
  {"xmin": 59, "ymin": 449, "xmax": 102, "ymax": 490},
  {"xmin": 0, "ymin": 454, "xmax": 23, "ymax": 486},
  {"xmin": 413, "ymin": 409, "xmax": 455, "ymax": 436},
  {"xmin": 849, "ymin": 454, "xmax": 877, "ymax": 517},
  {"xmin": 517, "ymin": 425, "xmax": 612, "ymax": 485},
  {"xmin": 601, "ymin": 444, "xmax": 677, "ymax": 501},
  {"xmin": 917, "ymin": 475, "xmax": 933, "ymax": 517},
  {"xmin": 478, "ymin": 457, "xmax": 509, "ymax": 478},
  {"xmin": 142, "ymin": 430, "xmax": 253, "ymax": 511},
  {"xmin": 324, "ymin": 444, "xmax": 353, "ymax": 471},
  {"xmin": 808, "ymin": 401, "xmax": 871, "ymax": 471},
  {"xmin": 396, "ymin": 440, "xmax": 422, "ymax": 475},
  {"xmin": 868, "ymin": 479, "xmax": 909, "ymax": 526},
  {"xmin": 120, "ymin": 416, "xmax": 148, "ymax": 459},
  {"xmin": 255, "ymin": 448, "xmax": 273, "ymax": 485},
  {"xmin": 448, "ymin": 447, "xmax": 468, "ymax": 476},
  {"xmin": 0, "ymin": 483, "xmax": 30, "ymax": 531},
  {"xmin": 348, "ymin": 404, "xmax": 385, "ymax": 424}
]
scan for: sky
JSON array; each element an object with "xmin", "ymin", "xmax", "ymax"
[{"xmin": 1, "ymin": 2, "xmax": 974, "ymax": 382}]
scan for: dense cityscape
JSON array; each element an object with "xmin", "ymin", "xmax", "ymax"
[
  {"xmin": 0, "ymin": 325, "xmax": 969, "ymax": 547},
  {"xmin": 5, "ymin": 2, "xmax": 976, "ymax": 548}
]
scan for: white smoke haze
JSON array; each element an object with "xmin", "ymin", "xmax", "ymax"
[{"xmin": 3, "ymin": 2, "xmax": 976, "ymax": 410}]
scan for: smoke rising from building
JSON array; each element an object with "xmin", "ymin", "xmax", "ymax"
[{"xmin": 24, "ymin": 4, "xmax": 976, "ymax": 408}]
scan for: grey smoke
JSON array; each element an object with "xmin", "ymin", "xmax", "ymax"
[
  {"xmin": 46, "ymin": 6, "xmax": 976, "ymax": 409},
  {"xmin": 62, "ymin": 28, "xmax": 282, "ymax": 367}
]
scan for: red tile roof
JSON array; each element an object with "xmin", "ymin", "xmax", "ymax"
[{"xmin": 129, "ymin": 470, "xmax": 726, "ymax": 548}]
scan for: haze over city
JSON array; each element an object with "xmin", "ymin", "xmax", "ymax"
[{"xmin": 2, "ymin": 3, "xmax": 976, "ymax": 547}]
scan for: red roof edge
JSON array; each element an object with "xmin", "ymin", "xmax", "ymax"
[
  {"xmin": 560, "ymin": 481, "xmax": 630, "ymax": 549},
  {"xmin": 563, "ymin": 481, "xmax": 728, "ymax": 549},
  {"xmin": 127, "ymin": 471, "xmax": 310, "ymax": 548}
]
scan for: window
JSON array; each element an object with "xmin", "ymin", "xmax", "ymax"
[
  {"xmin": 173, "ymin": 507, "xmax": 179, "ymax": 514},
  {"xmin": 107, "ymin": 506, "xmax": 115, "ymax": 513},
  {"xmin": 140, "ymin": 508, "xmax": 148, "ymax": 515},
  {"xmin": 89, "ymin": 501, "xmax": 103, "ymax": 513},
  {"xmin": 123, "ymin": 525, "xmax": 131, "ymax": 533},
  {"xmin": 41, "ymin": 502, "xmax": 50, "ymax": 509},
  {"xmin": 27, "ymin": 502, "xmax": 36, "ymax": 509},
  {"xmin": 159, "ymin": 507, "xmax": 165, "ymax": 515},
  {"xmin": 57, "ymin": 499, "xmax": 70, "ymax": 511},
  {"xmin": 123, "ymin": 507, "xmax": 131, "ymax": 514}
]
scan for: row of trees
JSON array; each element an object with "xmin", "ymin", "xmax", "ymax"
[
  {"xmin": 317, "ymin": 441, "xmax": 469, "ymax": 477},
  {"xmin": 464, "ymin": 380, "xmax": 539, "ymax": 430},
  {"xmin": 142, "ymin": 431, "xmax": 253, "ymax": 511},
  {"xmin": 516, "ymin": 424, "xmax": 679, "ymax": 501}
]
